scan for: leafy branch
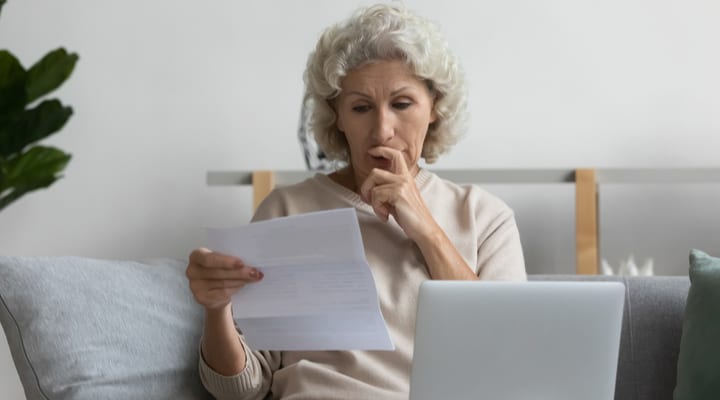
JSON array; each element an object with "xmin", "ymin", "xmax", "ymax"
[{"xmin": 0, "ymin": 47, "xmax": 78, "ymax": 211}]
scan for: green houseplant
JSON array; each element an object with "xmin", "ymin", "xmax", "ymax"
[{"xmin": 0, "ymin": 0, "xmax": 79, "ymax": 211}]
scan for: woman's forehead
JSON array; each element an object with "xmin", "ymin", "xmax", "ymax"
[{"xmin": 341, "ymin": 60, "xmax": 426, "ymax": 93}]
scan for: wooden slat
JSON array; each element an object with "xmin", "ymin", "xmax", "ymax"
[
  {"xmin": 207, "ymin": 169, "xmax": 577, "ymax": 186},
  {"xmin": 575, "ymin": 169, "xmax": 598, "ymax": 274},
  {"xmin": 252, "ymin": 171, "xmax": 275, "ymax": 211},
  {"xmin": 596, "ymin": 168, "xmax": 720, "ymax": 183},
  {"xmin": 207, "ymin": 168, "xmax": 720, "ymax": 186}
]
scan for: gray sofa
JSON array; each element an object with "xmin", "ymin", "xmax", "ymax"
[
  {"xmin": 532, "ymin": 275, "xmax": 690, "ymax": 400},
  {"xmin": 0, "ymin": 256, "xmax": 691, "ymax": 400}
]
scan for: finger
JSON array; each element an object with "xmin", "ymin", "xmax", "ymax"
[
  {"xmin": 204, "ymin": 279, "xmax": 252, "ymax": 291},
  {"xmin": 187, "ymin": 263, "xmax": 263, "ymax": 281},
  {"xmin": 189, "ymin": 247, "xmax": 245, "ymax": 270},
  {"xmin": 359, "ymin": 168, "xmax": 402, "ymax": 203},
  {"xmin": 368, "ymin": 146, "xmax": 409, "ymax": 175},
  {"xmin": 369, "ymin": 185, "xmax": 398, "ymax": 221},
  {"xmin": 359, "ymin": 173, "xmax": 382, "ymax": 203},
  {"xmin": 374, "ymin": 204, "xmax": 391, "ymax": 221},
  {"xmin": 190, "ymin": 279, "xmax": 244, "ymax": 296},
  {"xmin": 189, "ymin": 277, "xmax": 262, "ymax": 306}
]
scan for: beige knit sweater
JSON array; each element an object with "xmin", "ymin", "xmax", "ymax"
[{"xmin": 199, "ymin": 169, "xmax": 526, "ymax": 399}]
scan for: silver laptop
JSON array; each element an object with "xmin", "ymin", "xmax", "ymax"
[{"xmin": 409, "ymin": 281, "xmax": 625, "ymax": 400}]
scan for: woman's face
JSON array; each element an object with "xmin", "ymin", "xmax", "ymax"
[{"xmin": 335, "ymin": 60, "xmax": 437, "ymax": 179}]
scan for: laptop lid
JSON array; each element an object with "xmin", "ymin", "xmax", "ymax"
[{"xmin": 409, "ymin": 281, "xmax": 625, "ymax": 400}]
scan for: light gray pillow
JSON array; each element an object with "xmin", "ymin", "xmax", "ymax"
[{"xmin": 0, "ymin": 256, "xmax": 213, "ymax": 400}]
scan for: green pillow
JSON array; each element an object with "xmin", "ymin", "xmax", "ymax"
[{"xmin": 674, "ymin": 249, "xmax": 720, "ymax": 400}]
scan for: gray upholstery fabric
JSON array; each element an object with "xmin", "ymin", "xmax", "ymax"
[
  {"xmin": 0, "ymin": 256, "xmax": 213, "ymax": 400},
  {"xmin": 531, "ymin": 275, "xmax": 690, "ymax": 400},
  {"xmin": 0, "ymin": 256, "xmax": 689, "ymax": 400}
]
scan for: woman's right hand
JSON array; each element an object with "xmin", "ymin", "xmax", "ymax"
[{"xmin": 186, "ymin": 247, "xmax": 264, "ymax": 311}]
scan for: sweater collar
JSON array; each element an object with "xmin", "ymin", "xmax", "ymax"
[{"xmin": 315, "ymin": 168, "xmax": 433, "ymax": 211}]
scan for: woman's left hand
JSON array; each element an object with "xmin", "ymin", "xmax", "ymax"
[{"xmin": 359, "ymin": 146, "xmax": 439, "ymax": 242}]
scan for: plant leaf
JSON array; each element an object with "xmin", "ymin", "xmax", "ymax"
[
  {"xmin": 4, "ymin": 145, "xmax": 71, "ymax": 183},
  {"xmin": 26, "ymin": 48, "xmax": 78, "ymax": 104},
  {"xmin": 0, "ymin": 0, "xmax": 6, "ymax": 17},
  {"xmin": 0, "ymin": 145, "xmax": 71, "ymax": 211},
  {"xmin": 0, "ymin": 50, "xmax": 27, "ymax": 113},
  {"xmin": 0, "ymin": 174, "xmax": 57, "ymax": 211},
  {"xmin": 0, "ymin": 99, "xmax": 73, "ymax": 158}
]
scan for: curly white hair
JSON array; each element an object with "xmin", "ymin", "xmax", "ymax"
[{"xmin": 303, "ymin": 3, "xmax": 468, "ymax": 163}]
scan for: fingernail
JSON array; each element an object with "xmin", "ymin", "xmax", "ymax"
[{"xmin": 249, "ymin": 269, "xmax": 258, "ymax": 277}]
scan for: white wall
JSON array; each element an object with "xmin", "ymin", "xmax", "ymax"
[
  {"xmin": 1, "ymin": 0, "xmax": 719, "ymax": 397},
  {"xmin": 0, "ymin": 0, "xmax": 718, "ymax": 259}
]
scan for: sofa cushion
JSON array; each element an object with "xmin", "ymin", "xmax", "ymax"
[
  {"xmin": 0, "ymin": 256, "xmax": 212, "ymax": 400},
  {"xmin": 673, "ymin": 249, "xmax": 720, "ymax": 400},
  {"xmin": 530, "ymin": 274, "xmax": 690, "ymax": 400}
]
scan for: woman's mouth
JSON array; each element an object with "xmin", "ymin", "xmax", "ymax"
[{"xmin": 370, "ymin": 154, "xmax": 393, "ymax": 169}]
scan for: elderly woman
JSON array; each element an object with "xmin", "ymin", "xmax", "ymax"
[{"xmin": 186, "ymin": 3, "xmax": 526, "ymax": 399}]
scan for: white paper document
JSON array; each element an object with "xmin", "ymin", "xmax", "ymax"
[{"xmin": 205, "ymin": 208, "xmax": 395, "ymax": 351}]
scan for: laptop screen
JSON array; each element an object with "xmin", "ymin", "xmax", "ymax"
[{"xmin": 409, "ymin": 281, "xmax": 625, "ymax": 400}]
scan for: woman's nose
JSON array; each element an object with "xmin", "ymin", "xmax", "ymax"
[{"xmin": 372, "ymin": 107, "xmax": 395, "ymax": 143}]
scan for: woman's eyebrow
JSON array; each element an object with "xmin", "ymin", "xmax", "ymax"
[
  {"xmin": 390, "ymin": 86, "xmax": 412, "ymax": 96},
  {"xmin": 347, "ymin": 86, "xmax": 414, "ymax": 98},
  {"xmin": 347, "ymin": 91, "xmax": 372, "ymax": 99}
]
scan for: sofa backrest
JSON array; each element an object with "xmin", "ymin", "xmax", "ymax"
[{"xmin": 530, "ymin": 275, "xmax": 690, "ymax": 400}]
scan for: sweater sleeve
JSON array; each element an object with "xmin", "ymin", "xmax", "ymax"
[
  {"xmin": 199, "ymin": 334, "xmax": 281, "ymax": 400},
  {"xmin": 198, "ymin": 189, "xmax": 289, "ymax": 399},
  {"xmin": 476, "ymin": 209, "xmax": 527, "ymax": 281}
]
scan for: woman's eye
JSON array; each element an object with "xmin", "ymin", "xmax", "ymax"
[
  {"xmin": 352, "ymin": 105, "xmax": 371, "ymax": 113},
  {"xmin": 393, "ymin": 102, "xmax": 412, "ymax": 110}
]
